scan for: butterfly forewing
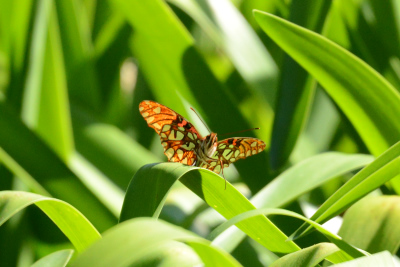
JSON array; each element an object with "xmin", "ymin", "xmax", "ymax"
[
  {"xmin": 199, "ymin": 138, "xmax": 266, "ymax": 174},
  {"xmin": 139, "ymin": 100, "xmax": 201, "ymax": 165}
]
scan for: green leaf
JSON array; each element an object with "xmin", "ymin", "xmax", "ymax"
[
  {"xmin": 331, "ymin": 251, "xmax": 394, "ymax": 267},
  {"xmin": 0, "ymin": 191, "xmax": 100, "ymax": 253},
  {"xmin": 31, "ymin": 249, "xmax": 74, "ymax": 267},
  {"xmin": 269, "ymin": 243, "xmax": 339, "ymax": 267},
  {"xmin": 269, "ymin": 0, "xmax": 332, "ymax": 169},
  {"xmin": 254, "ymin": 10, "xmax": 400, "ymax": 156},
  {"xmin": 120, "ymin": 163, "xmax": 300, "ymax": 254},
  {"xmin": 252, "ymin": 152, "xmax": 373, "ymax": 208},
  {"xmin": 55, "ymin": 0, "xmax": 101, "ymax": 111},
  {"xmin": 292, "ymin": 141, "xmax": 400, "ymax": 239},
  {"xmin": 168, "ymin": 0, "xmax": 278, "ymax": 105},
  {"xmin": 72, "ymin": 119, "xmax": 161, "ymax": 189},
  {"xmin": 4, "ymin": 0, "xmax": 34, "ymax": 111},
  {"xmin": 212, "ymin": 152, "xmax": 373, "ymax": 252},
  {"xmin": 70, "ymin": 218, "xmax": 242, "ymax": 267},
  {"xmin": 208, "ymin": 208, "xmax": 366, "ymax": 261},
  {"xmin": 0, "ymin": 102, "xmax": 116, "ymax": 231},
  {"xmin": 128, "ymin": 241, "xmax": 202, "ymax": 267},
  {"xmin": 339, "ymin": 196, "xmax": 400, "ymax": 254},
  {"xmin": 22, "ymin": 0, "xmax": 74, "ymax": 160}
]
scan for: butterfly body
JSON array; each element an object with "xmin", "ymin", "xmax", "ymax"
[{"xmin": 139, "ymin": 100, "xmax": 265, "ymax": 174}]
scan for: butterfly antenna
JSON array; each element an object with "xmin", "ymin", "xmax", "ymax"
[
  {"xmin": 190, "ymin": 107, "xmax": 212, "ymax": 134},
  {"xmin": 219, "ymin": 128, "xmax": 260, "ymax": 137}
]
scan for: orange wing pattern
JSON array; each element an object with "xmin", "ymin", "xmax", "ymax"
[
  {"xmin": 199, "ymin": 138, "xmax": 266, "ymax": 174},
  {"xmin": 139, "ymin": 100, "xmax": 201, "ymax": 165}
]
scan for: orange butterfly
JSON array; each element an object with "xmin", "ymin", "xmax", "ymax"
[{"xmin": 139, "ymin": 100, "xmax": 266, "ymax": 186}]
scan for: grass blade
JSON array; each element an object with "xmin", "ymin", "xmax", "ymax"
[
  {"xmin": 31, "ymin": 249, "xmax": 74, "ymax": 267},
  {"xmin": 254, "ymin": 10, "xmax": 400, "ymax": 156},
  {"xmin": 0, "ymin": 191, "xmax": 101, "ymax": 253},
  {"xmin": 292, "ymin": 141, "xmax": 400, "ymax": 239},
  {"xmin": 213, "ymin": 152, "xmax": 373, "ymax": 252},
  {"xmin": 269, "ymin": 243, "xmax": 339, "ymax": 267},
  {"xmin": 120, "ymin": 162, "xmax": 300, "ymax": 254},
  {"xmin": 70, "ymin": 218, "xmax": 242, "ymax": 267}
]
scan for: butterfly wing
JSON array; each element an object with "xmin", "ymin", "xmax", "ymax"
[
  {"xmin": 139, "ymin": 100, "xmax": 202, "ymax": 165},
  {"xmin": 199, "ymin": 138, "xmax": 266, "ymax": 174}
]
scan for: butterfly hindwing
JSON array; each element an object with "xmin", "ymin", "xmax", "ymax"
[
  {"xmin": 200, "ymin": 138, "xmax": 266, "ymax": 174},
  {"xmin": 139, "ymin": 100, "xmax": 202, "ymax": 165}
]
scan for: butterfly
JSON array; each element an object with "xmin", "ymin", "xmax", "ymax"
[{"xmin": 139, "ymin": 100, "xmax": 266, "ymax": 187}]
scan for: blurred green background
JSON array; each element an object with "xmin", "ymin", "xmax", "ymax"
[{"xmin": 1, "ymin": 0, "xmax": 400, "ymax": 266}]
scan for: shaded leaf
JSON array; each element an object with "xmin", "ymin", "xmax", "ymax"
[{"xmin": 339, "ymin": 196, "xmax": 400, "ymax": 254}]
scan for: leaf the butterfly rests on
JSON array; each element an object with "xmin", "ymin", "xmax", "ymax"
[{"xmin": 139, "ymin": 100, "xmax": 266, "ymax": 183}]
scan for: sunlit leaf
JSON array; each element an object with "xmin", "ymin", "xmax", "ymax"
[
  {"xmin": 0, "ymin": 191, "xmax": 100, "ymax": 252},
  {"xmin": 120, "ymin": 162, "xmax": 300, "ymax": 254},
  {"xmin": 31, "ymin": 249, "xmax": 73, "ymax": 267}
]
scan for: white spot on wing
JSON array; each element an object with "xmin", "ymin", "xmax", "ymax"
[
  {"xmin": 251, "ymin": 142, "xmax": 257, "ymax": 147},
  {"xmin": 181, "ymin": 142, "xmax": 196, "ymax": 150},
  {"xmin": 139, "ymin": 107, "xmax": 144, "ymax": 111},
  {"xmin": 223, "ymin": 149, "xmax": 232, "ymax": 160},
  {"xmin": 153, "ymin": 107, "xmax": 161, "ymax": 113},
  {"xmin": 162, "ymin": 125, "xmax": 171, "ymax": 132},
  {"xmin": 165, "ymin": 148, "xmax": 174, "ymax": 159},
  {"xmin": 142, "ymin": 112, "xmax": 149, "ymax": 117},
  {"xmin": 169, "ymin": 130, "xmax": 184, "ymax": 140},
  {"xmin": 176, "ymin": 149, "xmax": 184, "ymax": 160},
  {"xmin": 146, "ymin": 117, "xmax": 154, "ymax": 123},
  {"xmin": 214, "ymin": 165, "xmax": 221, "ymax": 173}
]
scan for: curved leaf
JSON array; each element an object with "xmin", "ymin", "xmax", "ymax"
[
  {"xmin": 269, "ymin": 243, "xmax": 339, "ymax": 267},
  {"xmin": 293, "ymin": 141, "xmax": 400, "ymax": 239},
  {"xmin": 0, "ymin": 191, "xmax": 101, "ymax": 252},
  {"xmin": 70, "ymin": 218, "xmax": 241, "ymax": 267},
  {"xmin": 331, "ymin": 251, "xmax": 394, "ymax": 267},
  {"xmin": 208, "ymin": 208, "xmax": 366, "ymax": 261},
  {"xmin": 254, "ymin": 10, "xmax": 400, "ymax": 156},
  {"xmin": 31, "ymin": 249, "xmax": 74, "ymax": 267},
  {"xmin": 212, "ymin": 152, "xmax": 373, "ymax": 252},
  {"xmin": 0, "ymin": 102, "xmax": 116, "ymax": 231},
  {"xmin": 339, "ymin": 196, "xmax": 400, "ymax": 254},
  {"xmin": 120, "ymin": 162, "xmax": 299, "ymax": 254}
]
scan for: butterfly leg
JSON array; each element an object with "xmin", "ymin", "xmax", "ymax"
[{"xmin": 219, "ymin": 158, "xmax": 226, "ymax": 190}]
